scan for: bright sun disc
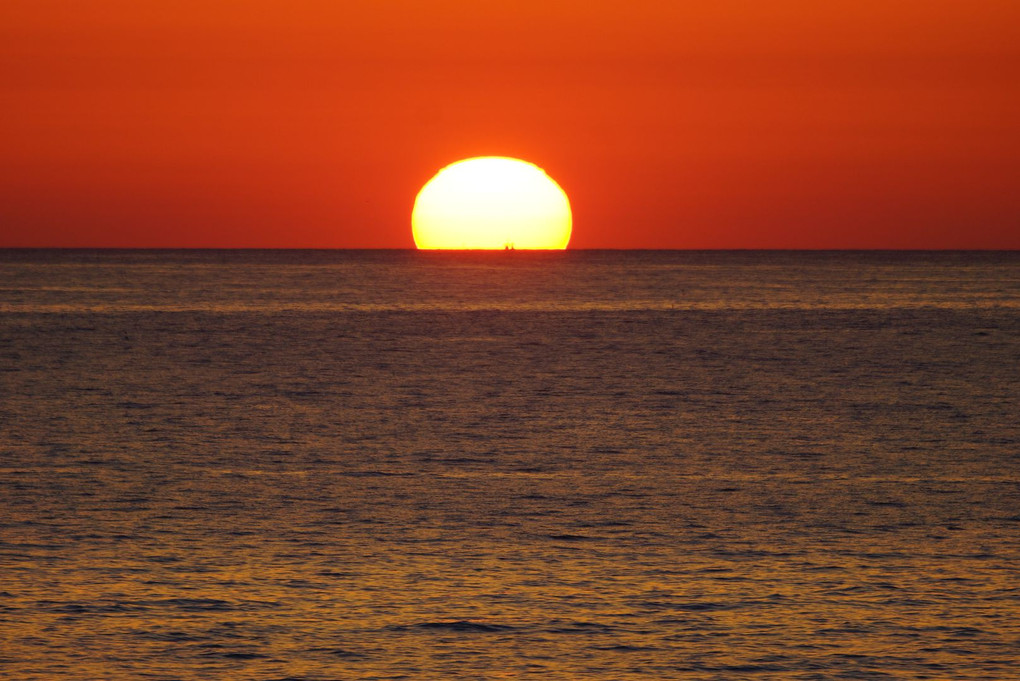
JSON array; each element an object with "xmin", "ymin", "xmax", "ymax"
[{"xmin": 412, "ymin": 157, "xmax": 571, "ymax": 249}]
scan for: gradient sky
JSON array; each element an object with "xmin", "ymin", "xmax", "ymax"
[{"xmin": 2, "ymin": 1, "xmax": 1018, "ymax": 248}]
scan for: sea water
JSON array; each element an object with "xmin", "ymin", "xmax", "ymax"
[{"xmin": 1, "ymin": 250, "xmax": 1019, "ymax": 679}]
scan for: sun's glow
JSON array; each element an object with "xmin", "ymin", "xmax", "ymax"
[{"xmin": 412, "ymin": 157, "xmax": 571, "ymax": 249}]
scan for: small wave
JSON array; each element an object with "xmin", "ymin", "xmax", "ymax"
[
  {"xmin": 202, "ymin": 651, "xmax": 269, "ymax": 660},
  {"xmin": 710, "ymin": 663, "xmax": 792, "ymax": 673},
  {"xmin": 133, "ymin": 630, "xmax": 204, "ymax": 642},
  {"xmin": 544, "ymin": 621, "xmax": 616, "ymax": 635},
  {"xmin": 146, "ymin": 597, "xmax": 281, "ymax": 612},
  {"xmin": 114, "ymin": 401, "xmax": 154, "ymax": 409},
  {"xmin": 908, "ymin": 625, "xmax": 986, "ymax": 637},
  {"xmin": 306, "ymin": 646, "xmax": 369, "ymax": 659},
  {"xmin": 546, "ymin": 533, "xmax": 597, "ymax": 542},
  {"xmin": 671, "ymin": 602, "xmax": 734, "ymax": 612},
  {"xmin": 161, "ymin": 598, "xmax": 236, "ymax": 611},
  {"xmin": 634, "ymin": 599, "xmax": 742, "ymax": 613},
  {"xmin": 392, "ymin": 620, "xmax": 514, "ymax": 633},
  {"xmin": 43, "ymin": 601, "xmax": 149, "ymax": 614},
  {"xmin": 341, "ymin": 470, "xmax": 409, "ymax": 478},
  {"xmin": 325, "ymin": 649, "xmax": 367, "ymax": 659}
]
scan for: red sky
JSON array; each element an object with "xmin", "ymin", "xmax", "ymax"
[{"xmin": 2, "ymin": 1, "xmax": 1018, "ymax": 248}]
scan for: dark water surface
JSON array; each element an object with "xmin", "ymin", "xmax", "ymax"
[{"xmin": 2, "ymin": 250, "xmax": 1019, "ymax": 679}]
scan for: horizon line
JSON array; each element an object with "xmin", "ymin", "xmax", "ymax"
[{"xmin": 1, "ymin": 247, "xmax": 1019, "ymax": 253}]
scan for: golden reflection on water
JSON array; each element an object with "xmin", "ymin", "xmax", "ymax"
[{"xmin": 2, "ymin": 251, "xmax": 1019, "ymax": 678}]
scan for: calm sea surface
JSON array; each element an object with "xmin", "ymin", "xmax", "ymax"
[{"xmin": 1, "ymin": 250, "xmax": 1019, "ymax": 680}]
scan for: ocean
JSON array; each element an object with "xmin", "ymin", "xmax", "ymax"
[{"xmin": 1, "ymin": 249, "xmax": 1018, "ymax": 679}]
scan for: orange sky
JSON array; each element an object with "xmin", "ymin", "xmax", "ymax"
[{"xmin": 2, "ymin": 1, "xmax": 1018, "ymax": 248}]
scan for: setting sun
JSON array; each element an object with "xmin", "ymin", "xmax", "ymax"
[{"xmin": 412, "ymin": 157, "xmax": 571, "ymax": 250}]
